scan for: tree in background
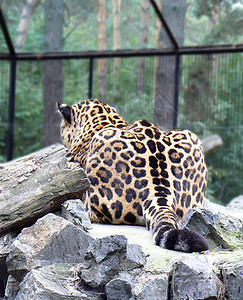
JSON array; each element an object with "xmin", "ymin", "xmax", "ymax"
[
  {"xmin": 136, "ymin": 0, "xmax": 150, "ymax": 97},
  {"xmin": 112, "ymin": 0, "xmax": 121, "ymax": 69},
  {"xmin": 15, "ymin": 0, "xmax": 41, "ymax": 52},
  {"xmin": 97, "ymin": 0, "xmax": 106, "ymax": 100},
  {"xmin": 182, "ymin": 55, "xmax": 214, "ymax": 124},
  {"xmin": 191, "ymin": 0, "xmax": 243, "ymax": 45},
  {"xmin": 154, "ymin": 0, "xmax": 187, "ymax": 131},
  {"xmin": 43, "ymin": 0, "xmax": 64, "ymax": 147}
]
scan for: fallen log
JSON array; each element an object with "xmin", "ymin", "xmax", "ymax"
[
  {"xmin": 0, "ymin": 144, "xmax": 90, "ymax": 235},
  {"xmin": 201, "ymin": 134, "xmax": 223, "ymax": 154}
]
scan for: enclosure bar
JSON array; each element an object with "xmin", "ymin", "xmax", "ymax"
[
  {"xmin": 173, "ymin": 54, "xmax": 181, "ymax": 129},
  {"xmin": 0, "ymin": 45, "xmax": 242, "ymax": 61},
  {"xmin": 149, "ymin": 0, "xmax": 179, "ymax": 50},
  {"xmin": 88, "ymin": 57, "xmax": 94, "ymax": 98},
  {"xmin": 6, "ymin": 59, "xmax": 17, "ymax": 161},
  {"xmin": 180, "ymin": 45, "xmax": 243, "ymax": 55},
  {"xmin": 0, "ymin": 8, "xmax": 15, "ymax": 56}
]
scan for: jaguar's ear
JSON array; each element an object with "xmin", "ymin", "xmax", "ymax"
[{"xmin": 58, "ymin": 102, "xmax": 73, "ymax": 124}]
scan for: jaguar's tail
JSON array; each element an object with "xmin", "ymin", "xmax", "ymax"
[
  {"xmin": 151, "ymin": 211, "xmax": 208, "ymax": 253},
  {"xmin": 157, "ymin": 228, "xmax": 209, "ymax": 253}
]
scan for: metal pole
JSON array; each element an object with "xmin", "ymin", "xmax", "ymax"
[
  {"xmin": 173, "ymin": 53, "xmax": 181, "ymax": 129},
  {"xmin": 88, "ymin": 57, "xmax": 93, "ymax": 99},
  {"xmin": 149, "ymin": 0, "xmax": 179, "ymax": 50},
  {"xmin": 6, "ymin": 59, "xmax": 17, "ymax": 161},
  {"xmin": 0, "ymin": 45, "xmax": 242, "ymax": 61},
  {"xmin": 0, "ymin": 8, "xmax": 15, "ymax": 56}
]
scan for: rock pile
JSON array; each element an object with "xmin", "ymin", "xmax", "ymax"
[{"xmin": 0, "ymin": 197, "xmax": 242, "ymax": 300}]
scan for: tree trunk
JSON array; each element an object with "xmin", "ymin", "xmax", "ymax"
[
  {"xmin": 154, "ymin": 0, "xmax": 187, "ymax": 131},
  {"xmin": 182, "ymin": 2, "xmax": 219, "ymax": 125},
  {"xmin": 112, "ymin": 0, "xmax": 121, "ymax": 68},
  {"xmin": 137, "ymin": 0, "xmax": 150, "ymax": 97},
  {"xmin": 183, "ymin": 55, "xmax": 214, "ymax": 124},
  {"xmin": 97, "ymin": 0, "xmax": 106, "ymax": 99},
  {"xmin": 15, "ymin": 0, "xmax": 41, "ymax": 52},
  {"xmin": 0, "ymin": 144, "xmax": 90, "ymax": 235},
  {"xmin": 43, "ymin": 0, "xmax": 64, "ymax": 147},
  {"xmin": 154, "ymin": 55, "xmax": 177, "ymax": 131}
]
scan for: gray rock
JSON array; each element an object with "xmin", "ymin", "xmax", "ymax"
[
  {"xmin": 227, "ymin": 195, "xmax": 243, "ymax": 210},
  {"xmin": 105, "ymin": 277, "xmax": 134, "ymax": 300},
  {"xmin": 182, "ymin": 207, "xmax": 243, "ymax": 250},
  {"xmin": 4, "ymin": 275, "xmax": 20, "ymax": 299},
  {"xmin": 59, "ymin": 199, "xmax": 92, "ymax": 231},
  {"xmin": 0, "ymin": 232, "xmax": 19, "ymax": 260},
  {"xmin": 0, "ymin": 257, "xmax": 7, "ymax": 297},
  {"xmin": 122, "ymin": 243, "xmax": 145, "ymax": 271},
  {"xmin": 171, "ymin": 256, "xmax": 218, "ymax": 300},
  {"xmin": 218, "ymin": 260, "xmax": 243, "ymax": 300},
  {"xmin": 2, "ymin": 202, "xmax": 242, "ymax": 299},
  {"xmin": 183, "ymin": 207, "xmax": 217, "ymax": 236},
  {"xmin": 6, "ymin": 213, "xmax": 93, "ymax": 282},
  {"xmin": 203, "ymin": 198, "xmax": 226, "ymax": 214},
  {"xmin": 15, "ymin": 263, "xmax": 87, "ymax": 300},
  {"xmin": 139, "ymin": 275, "xmax": 168, "ymax": 300},
  {"xmin": 0, "ymin": 231, "xmax": 19, "ymax": 284},
  {"xmin": 79, "ymin": 235, "xmax": 145, "ymax": 289},
  {"xmin": 79, "ymin": 235, "xmax": 127, "ymax": 288}
]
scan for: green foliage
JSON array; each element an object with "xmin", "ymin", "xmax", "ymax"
[
  {"xmin": 24, "ymin": 3, "xmax": 45, "ymax": 52},
  {"xmin": 185, "ymin": 0, "xmax": 243, "ymax": 45},
  {"xmin": 0, "ymin": 61, "xmax": 9, "ymax": 161},
  {"xmin": 179, "ymin": 53, "xmax": 243, "ymax": 204},
  {"xmin": 181, "ymin": 0, "xmax": 243, "ymax": 203},
  {"xmin": 13, "ymin": 61, "xmax": 43, "ymax": 158},
  {"xmin": 62, "ymin": 59, "xmax": 89, "ymax": 103}
]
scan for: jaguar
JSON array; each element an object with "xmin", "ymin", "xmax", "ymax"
[{"xmin": 58, "ymin": 99, "xmax": 208, "ymax": 252}]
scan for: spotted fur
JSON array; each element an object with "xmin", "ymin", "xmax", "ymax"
[{"xmin": 58, "ymin": 99, "xmax": 208, "ymax": 252}]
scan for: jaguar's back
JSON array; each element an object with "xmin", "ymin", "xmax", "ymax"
[{"xmin": 58, "ymin": 99, "xmax": 208, "ymax": 252}]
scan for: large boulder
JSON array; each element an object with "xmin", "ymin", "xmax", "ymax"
[
  {"xmin": 171, "ymin": 256, "xmax": 218, "ymax": 300},
  {"xmin": 14, "ymin": 264, "xmax": 87, "ymax": 300},
  {"xmin": 227, "ymin": 195, "xmax": 243, "ymax": 210},
  {"xmin": 105, "ymin": 277, "xmax": 134, "ymax": 300},
  {"xmin": 138, "ymin": 275, "xmax": 168, "ymax": 300},
  {"xmin": 6, "ymin": 213, "xmax": 93, "ymax": 282},
  {"xmin": 211, "ymin": 251, "xmax": 243, "ymax": 300},
  {"xmin": 78, "ymin": 235, "xmax": 145, "ymax": 289},
  {"xmin": 220, "ymin": 261, "xmax": 243, "ymax": 300},
  {"xmin": 183, "ymin": 201, "xmax": 243, "ymax": 250}
]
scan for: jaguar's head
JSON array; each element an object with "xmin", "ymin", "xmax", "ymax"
[{"xmin": 58, "ymin": 99, "xmax": 127, "ymax": 151}]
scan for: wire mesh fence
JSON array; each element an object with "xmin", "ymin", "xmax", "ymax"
[{"xmin": 0, "ymin": 51, "xmax": 242, "ymax": 204}]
